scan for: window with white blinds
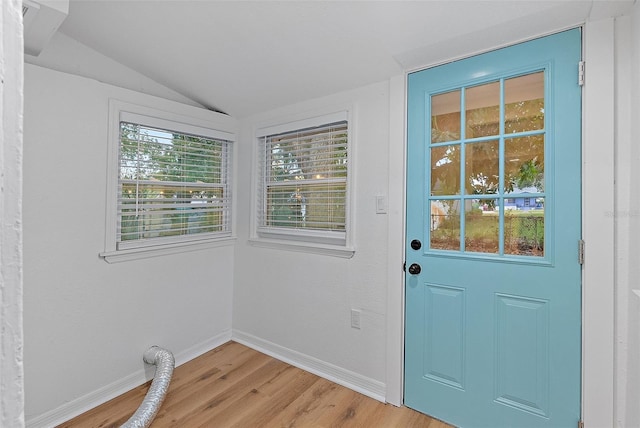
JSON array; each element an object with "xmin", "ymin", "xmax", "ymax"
[
  {"xmin": 257, "ymin": 119, "xmax": 349, "ymax": 246},
  {"xmin": 117, "ymin": 121, "xmax": 232, "ymax": 250}
]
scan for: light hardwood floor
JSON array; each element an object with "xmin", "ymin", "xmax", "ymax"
[{"xmin": 58, "ymin": 341, "xmax": 452, "ymax": 427}]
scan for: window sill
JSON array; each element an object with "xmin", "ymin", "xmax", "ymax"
[
  {"xmin": 100, "ymin": 237, "xmax": 236, "ymax": 263},
  {"xmin": 248, "ymin": 237, "xmax": 355, "ymax": 258}
]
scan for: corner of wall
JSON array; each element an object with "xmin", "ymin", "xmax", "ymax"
[
  {"xmin": 25, "ymin": 331, "xmax": 232, "ymax": 428},
  {"xmin": 1, "ymin": 1, "xmax": 25, "ymax": 427}
]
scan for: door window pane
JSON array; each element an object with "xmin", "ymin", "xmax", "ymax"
[
  {"xmin": 466, "ymin": 81, "xmax": 500, "ymax": 138},
  {"xmin": 504, "ymin": 198, "xmax": 545, "ymax": 256},
  {"xmin": 431, "ymin": 145, "xmax": 460, "ymax": 196},
  {"xmin": 505, "ymin": 135, "xmax": 545, "ymax": 194},
  {"xmin": 430, "ymin": 200, "xmax": 460, "ymax": 251},
  {"xmin": 465, "ymin": 198, "xmax": 499, "ymax": 254},
  {"xmin": 432, "ymin": 90, "xmax": 461, "ymax": 143},
  {"xmin": 505, "ymin": 72, "xmax": 545, "ymax": 133},
  {"xmin": 465, "ymin": 140, "xmax": 499, "ymax": 195}
]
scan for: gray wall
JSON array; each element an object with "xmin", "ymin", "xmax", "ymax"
[
  {"xmin": 23, "ymin": 64, "xmax": 235, "ymax": 425},
  {"xmin": 233, "ymin": 81, "xmax": 393, "ymax": 396},
  {"xmin": 615, "ymin": 4, "xmax": 640, "ymax": 427}
]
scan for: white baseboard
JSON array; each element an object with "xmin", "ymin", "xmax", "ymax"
[
  {"xmin": 26, "ymin": 330, "xmax": 232, "ymax": 428},
  {"xmin": 231, "ymin": 330, "xmax": 386, "ymax": 402}
]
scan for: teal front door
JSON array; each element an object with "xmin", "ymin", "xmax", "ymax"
[{"xmin": 405, "ymin": 29, "xmax": 582, "ymax": 428}]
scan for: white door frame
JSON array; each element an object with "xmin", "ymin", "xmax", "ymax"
[{"xmin": 385, "ymin": 20, "xmax": 616, "ymax": 427}]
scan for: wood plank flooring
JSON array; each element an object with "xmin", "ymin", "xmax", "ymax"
[{"xmin": 58, "ymin": 341, "xmax": 452, "ymax": 428}]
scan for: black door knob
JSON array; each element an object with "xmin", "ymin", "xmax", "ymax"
[
  {"xmin": 410, "ymin": 239, "xmax": 422, "ymax": 250},
  {"xmin": 408, "ymin": 263, "xmax": 421, "ymax": 275}
]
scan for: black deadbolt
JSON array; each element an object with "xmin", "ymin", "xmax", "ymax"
[{"xmin": 410, "ymin": 239, "xmax": 422, "ymax": 250}]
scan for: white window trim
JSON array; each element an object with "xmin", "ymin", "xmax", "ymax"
[
  {"xmin": 101, "ymin": 99, "xmax": 237, "ymax": 263},
  {"xmin": 249, "ymin": 107, "xmax": 356, "ymax": 258}
]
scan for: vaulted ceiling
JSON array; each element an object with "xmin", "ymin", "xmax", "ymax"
[{"xmin": 29, "ymin": 0, "xmax": 635, "ymax": 118}]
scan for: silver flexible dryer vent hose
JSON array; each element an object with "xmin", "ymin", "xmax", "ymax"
[{"xmin": 121, "ymin": 346, "xmax": 175, "ymax": 428}]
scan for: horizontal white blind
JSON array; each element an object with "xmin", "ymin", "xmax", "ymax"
[
  {"xmin": 258, "ymin": 121, "xmax": 348, "ymax": 236},
  {"xmin": 118, "ymin": 122, "xmax": 232, "ymax": 249},
  {"xmin": 256, "ymin": 111, "xmax": 348, "ymax": 138}
]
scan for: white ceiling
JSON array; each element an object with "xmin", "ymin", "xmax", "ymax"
[{"xmin": 39, "ymin": 0, "xmax": 635, "ymax": 118}]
